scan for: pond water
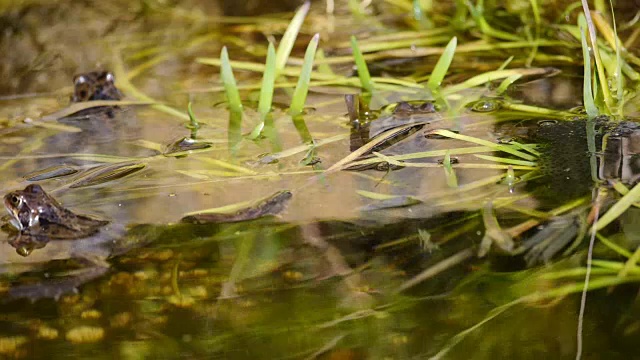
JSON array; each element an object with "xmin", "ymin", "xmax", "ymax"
[{"xmin": 0, "ymin": 1, "xmax": 639, "ymax": 359}]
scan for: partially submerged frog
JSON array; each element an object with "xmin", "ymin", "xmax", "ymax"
[
  {"xmin": 347, "ymin": 99, "xmax": 440, "ymax": 171},
  {"xmin": 71, "ymin": 71, "xmax": 122, "ymax": 102},
  {"xmin": 0, "ymin": 184, "xmax": 119, "ymax": 300},
  {"xmin": 66, "ymin": 70, "xmax": 123, "ymax": 120},
  {"xmin": 4, "ymin": 184, "xmax": 108, "ymax": 255},
  {"xmin": 1, "ymin": 185, "xmax": 292, "ymax": 300}
]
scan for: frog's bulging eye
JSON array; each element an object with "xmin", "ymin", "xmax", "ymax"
[
  {"xmin": 9, "ymin": 195, "xmax": 20, "ymax": 206},
  {"xmin": 74, "ymin": 76, "xmax": 87, "ymax": 85},
  {"xmin": 394, "ymin": 102, "xmax": 412, "ymax": 113}
]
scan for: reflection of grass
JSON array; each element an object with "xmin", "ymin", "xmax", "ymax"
[{"xmin": 4, "ymin": 1, "xmax": 640, "ymax": 358}]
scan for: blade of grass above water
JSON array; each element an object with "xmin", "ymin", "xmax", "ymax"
[
  {"xmin": 220, "ymin": 46, "xmax": 243, "ymax": 114},
  {"xmin": 350, "ymin": 36, "xmax": 375, "ymax": 93},
  {"xmin": 289, "ymin": 33, "xmax": 320, "ymax": 116},
  {"xmin": 579, "ymin": 16, "xmax": 599, "ymax": 118},
  {"xmin": 275, "ymin": 1, "xmax": 310, "ymax": 75},
  {"xmin": 580, "ymin": 7, "xmax": 614, "ymax": 113},
  {"xmin": 427, "ymin": 37, "xmax": 457, "ymax": 91},
  {"xmin": 248, "ymin": 42, "xmax": 277, "ymax": 140}
]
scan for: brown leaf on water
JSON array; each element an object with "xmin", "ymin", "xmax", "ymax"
[{"xmin": 69, "ymin": 162, "xmax": 146, "ymax": 188}]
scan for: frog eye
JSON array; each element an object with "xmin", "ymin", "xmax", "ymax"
[
  {"xmin": 74, "ymin": 75, "xmax": 87, "ymax": 85},
  {"xmin": 105, "ymin": 72, "xmax": 115, "ymax": 83},
  {"xmin": 393, "ymin": 102, "xmax": 412, "ymax": 113},
  {"xmin": 8, "ymin": 195, "xmax": 21, "ymax": 206},
  {"xmin": 419, "ymin": 102, "xmax": 435, "ymax": 111}
]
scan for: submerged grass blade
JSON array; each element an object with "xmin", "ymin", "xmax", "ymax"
[
  {"xmin": 443, "ymin": 150, "xmax": 458, "ymax": 188},
  {"xmin": 350, "ymin": 36, "xmax": 375, "ymax": 92},
  {"xmin": 275, "ymin": 1, "xmax": 310, "ymax": 74},
  {"xmin": 474, "ymin": 154, "xmax": 537, "ymax": 167},
  {"xmin": 289, "ymin": 33, "xmax": 320, "ymax": 116},
  {"xmin": 595, "ymin": 182, "xmax": 640, "ymax": 231},
  {"xmin": 428, "ymin": 129, "xmax": 537, "ymax": 161},
  {"xmin": 427, "ymin": 36, "xmax": 457, "ymax": 91}
]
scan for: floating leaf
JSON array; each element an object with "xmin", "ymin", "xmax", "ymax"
[
  {"xmin": 24, "ymin": 165, "xmax": 78, "ymax": 181},
  {"xmin": 69, "ymin": 162, "xmax": 146, "ymax": 188},
  {"xmin": 182, "ymin": 190, "xmax": 292, "ymax": 223}
]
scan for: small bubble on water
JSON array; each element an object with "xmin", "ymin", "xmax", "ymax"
[{"xmin": 470, "ymin": 100, "xmax": 500, "ymax": 112}]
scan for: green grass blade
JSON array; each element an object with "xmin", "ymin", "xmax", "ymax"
[
  {"xmin": 248, "ymin": 42, "xmax": 277, "ymax": 140},
  {"xmin": 579, "ymin": 17, "xmax": 598, "ymax": 118},
  {"xmin": 275, "ymin": 1, "xmax": 310, "ymax": 74},
  {"xmin": 610, "ymin": 8, "xmax": 624, "ymax": 117},
  {"xmin": 595, "ymin": 182, "xmax": 640, "ymax": 231},
  {"xmin": 443, "ymin": 150, "xmax": 458, "ymax": 188},
  {"xmin": 258, "ymin": 42, "xmax": 277, "ymax": 118},
  {"xmin": 427, "ymin": 37, "xmax": 457, "ymax": 91},
  {"xmin": 580, "ymin": 5, "xmax": 613, "ymax": 113},
  {"xmin": 350, "ymin": 36, "xmax": 375, "ymax": 92},
  {"xmin": 289, "ymin": 33, "xmax": 320, "ymax": 116},
  {"xmin": 428, "ymin": 129, "xmax": 536, "ymax": 161},
  {"xmin": 220, "ymin": 47, "xmax": 243, "ymax": 114},
  {"xmin": 186, "ymin": 102, "xmax": 200, "ymax": 139}
]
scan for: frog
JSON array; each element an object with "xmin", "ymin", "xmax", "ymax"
[
  {"xmin": 65, "ymin": 70, "xmax": 124, "ymax": 122},
  {"xmin": 1, "ymin": 185, "xmax": 293, "ymax": 301},
  {"xmin": 347, "ymin": 100, "xmax": 440, "ymax": 171},
  {"xmin": 71, "ymin": 71, "xmax": 122, "ymax": 103},
  {"xmin": 1, "ymin": 184, "xmax": 118, "ymax": 300},
  {"xmin": 4, "ymin": 184, "xmax": 108, "ymax": 254}
]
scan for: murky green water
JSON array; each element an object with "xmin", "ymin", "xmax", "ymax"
[{"xmin": 0, "ymin": 1, "xmax": 639, "ymax": 359}]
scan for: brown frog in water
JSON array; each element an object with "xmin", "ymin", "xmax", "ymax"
[
  {"xmin": 4, "ymin": 184, "xmax": 108, "ymax": 255},
  {"xmin": 71, "ymin": 71, "xmax": 122, "ymax": 102},
  {"xmin": 1, "ymin": 184, "xmax": 116, "ymax": 299},
  {"xmin": 0, "ymin": 185, "xmax": 292, "ymax": 300},
  {"xmin": 66, "ymin": 71, "xmax": 123, "ymax": 120},
  {"xmin": 347, "ymin": 100, "xmax": 439, "ymax": 171}
]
